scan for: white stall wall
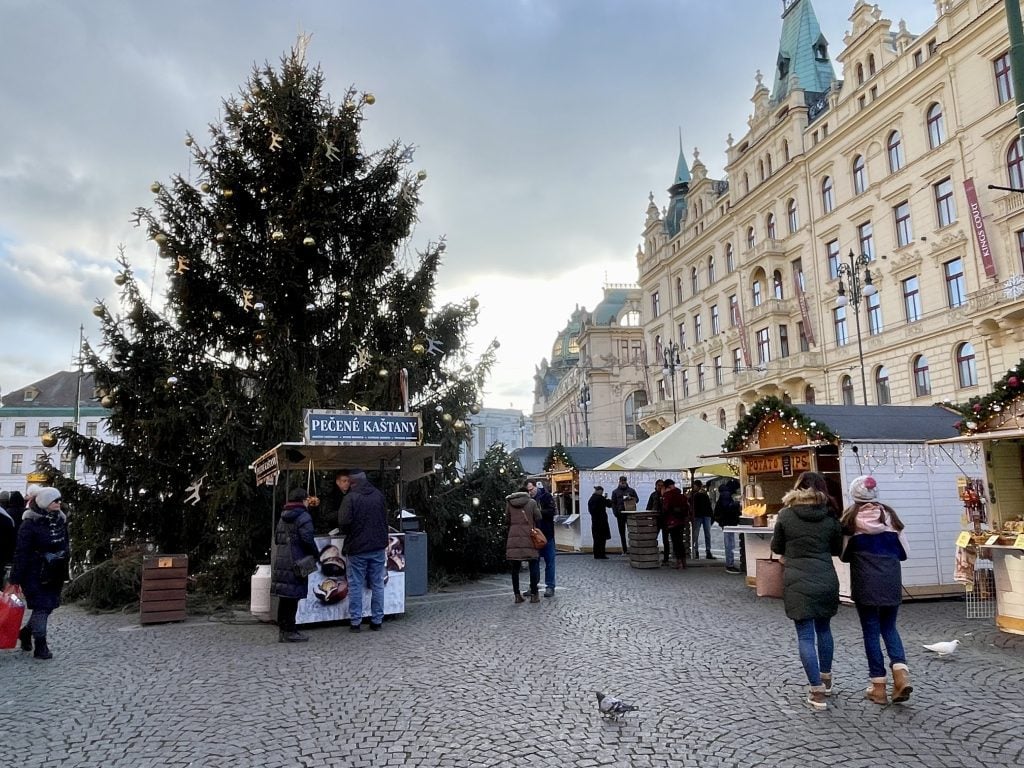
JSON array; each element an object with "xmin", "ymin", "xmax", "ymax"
[
  {"xmin": 843, "ymin": 442, "xmax": 981, "ymax": 592},
  {"xmin": 566, "ymin": 470, "xmax": 683, "ymax": 552}
]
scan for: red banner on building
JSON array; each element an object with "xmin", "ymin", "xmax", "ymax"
[
  {"xmin": 732, "ymin": 303, "xmax": 752, "ymax": 367},
  {"xmin": 793, "ymin": 273, "xmax": 817, "ymax": 347},
  {"xmin": 963, "ymin": 178, "xmax": 997, "ymax": 279}
]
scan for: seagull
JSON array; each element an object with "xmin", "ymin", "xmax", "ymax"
[
  {"xmin": 595, "ymin": 691, "xmax": 638, "ymax": 719},
  {"xmin": 922, "ymin": 639, "xmax": 960, "ymax": 656}
]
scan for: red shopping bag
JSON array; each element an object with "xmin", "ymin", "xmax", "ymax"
[{"xmin": 0, "ymin": 586, "xmax": 26, "ymax": 649}]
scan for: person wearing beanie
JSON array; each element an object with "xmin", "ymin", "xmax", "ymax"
[
  {"xmin": 8, "ymin": 487, "xmax": 69, "ymax": 659},
  {"xmin": 270, "ymin": 487, "xmax": 317, "ymax": 643},
  {"xmin": 840, "ymin": 475, "xmax": 913, "ymax": 705}
]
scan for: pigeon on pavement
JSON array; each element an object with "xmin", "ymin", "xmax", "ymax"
[
  {"xmin": 595, "ymin": 691, "xmax": 639, "ymax": 718},
  {"xmin": 922, "ymin": 639, "xmax": 960, "ymax": 656}
]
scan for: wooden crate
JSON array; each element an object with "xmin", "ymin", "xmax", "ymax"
[
  {"xmin": 140, "ymin": 555, "xmax": 188, "ymax": 625},
  {"xmin": 627, "ymin": 513, "xmax": 661, "ymax": 569}
]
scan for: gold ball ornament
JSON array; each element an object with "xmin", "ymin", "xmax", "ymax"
[
  {"xmin": 150, "ymin": 181, "xmax": 162, "ymax": 193},
  {"xmin": 271, "ymin": 230, "xmax": 285, "ymax": 241},
  {"xmin": 114, "ymin": 273, "xmax": 127, "ymax": 286},
  {"xmin": 416, "ymin": 170, "xmax": 427, "ymax": 181},
  {"xmin": 419, "ymin": 306, "xmax": 429, "ymax": 316},
  {"xmin": 340, "ymin": 290, "xmax": 352, "ymax": 300},
  {"xmin": 92, "ymin": 304, "xmax": 105, "ymax": 318},
  {"xmin": 216, "ymin": 232, "xmax": 226, "ymax": 242},
  {"xmin": 453, "ymin": 419, "xmax": 466, "ymax": 431},
  {"xmin": 469, "ymin": 297, "xmax": 479, "ymax": 310},
  {"xmin": 442, "ymin": 413, "xmax": 453, "ymax": 424},
  {"xmin": 378, "ymin": 368, "xmax": 389, "ymax": 380},
  {"xmin": 364, "ymin": 92, "xmax": 376, "ymax": 105},
  {"xmin": 212, "ymin": 311, "xmax": 223, "ymax": 320},
  {"xmin": 221, "ymin": 188, "xmax": 234, "ymax": 198},
  {"xmin": 101, "ymin": 395, "xmax": 114, "ymax": 408},
  {"xmin": 40, "ymin": 432, "xmax": 58, "ymax": 448},
  {"xmin": 199, "ymin": 182, "xmax": 211, "ymax": 193},
  {"xmin": 453, "ymin": 476, "xmax": 461, "ymax": 485},
  {"xmin": 153, "ymin": 233, "xmax": 167, "ymax": 245},
  {"xmin": 259, "ymin": 186, "xmax": 268, "ymax": 194},
  {"xmin": 254, "ymin": 331, "xmax": 265, "ymax": 344},
  {"xmin": 412, "ymin": 343, "xmax": 425, "ymax": 356},
  {"xmin": 303, "ymin": 236, "xmax": 316, "ymax": 247}
]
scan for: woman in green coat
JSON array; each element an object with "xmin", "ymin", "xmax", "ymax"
[{"xmin": 770, "ymin": 472, "xmax": 843, "ymax": 711}]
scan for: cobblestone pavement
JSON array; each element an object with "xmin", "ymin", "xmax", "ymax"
[{"xmin": 3, "ymin": 553, "xmax": 1023, "ymax": 767}]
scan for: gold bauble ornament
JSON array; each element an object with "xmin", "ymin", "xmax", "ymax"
[
  {"xmin": 100, "ymin": 395, "xmax": 114, "ymax": 408},
  {"xmin": 154, "ymin": 233, "xmax": 167, "ymax": 244},
  {"xmin": 469, "ymin": 297, "xmax": 479, "ymax": 310},
  {"xmin": 259, "ymin": 186, "xmax": 268, "ymax": 194},
  {"xmin": 40, "ymin": 432, "xmax": 57, "ymax": 448},
  {"xmin": 254, "ymin": 331, "xmax": 265, "ymax": 344},
  {"xmin": 303, "ymin": 236, "xmax": 316, "ymax": 247},
  {"xmin": 216, "ymin": 232, "xmax": 226, "ymax": 242},
  {"xmin": 271, "ymin": 230, "xmax": 285, "ymax": 241},
  {"xmin": 92, "ymin": 304, "xmax": 105, "ymax": 317},
  {"xmin": 470, "ymin": 403, "xmax": 481, "ymax": 415},
  {"xmin": 412, "ymin": 343, "xmax": 425, "ymax": 355},
  {"xmin": 212, "ymin": 311, "xmax": 223, "ymax": 320},
  {"xmin": 340, "ymin": 290, "xmax": 352, "ymax": 299},
  {"xmin": 199, "ymin": 182, "xmax": 211, "ymax": 193},
  {"xmin": 364, "ymin": 93, "xmax": 376, "ymax": 105},
  {"xmin": 324, "ymin": 185, "xmax": 335, "ymax": 194},
  {"xmin": 150, "ymin": 181, "xmax": 162, "ymax": 193},
  {"xmin": 221, "ymin": 188, "xmax": 234, "ymax": 198},
  {"xmin": 419, "ymin": 306, "xmax": 429, "ymax": 316},
  {"xmin": 114, "ymin": 273, "xmax": 127, "ymax": 286},
  {"xmin": 453, "ymin": 419, "xmax": 466, "ymax": 431},
  {"xmin": 378, "ymin": 368, "xmax": 389, "ymax": 380},
  {"xmin": 242, "ymin": 101, "xmax": 253, "ymax": 113},
  {"xmin": 442, "ymin": 413, "xmax": 453, "ymax": 424},
  {"xmin": 416, "ymin": 170, "xmax": 427, "ymax": 181}
]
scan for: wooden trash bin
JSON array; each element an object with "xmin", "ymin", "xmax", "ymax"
[
  {"xmin": 140, "ymin": 555, "xmax": 188, "ymax": 624},
  {"xmin": 626, "ymin": 512, "xmax": 660, "ymax": 569}
]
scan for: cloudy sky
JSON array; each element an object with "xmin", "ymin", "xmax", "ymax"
[{"xmin": 0, "ymin": 0, "xmax": 938, "ymax": 412}]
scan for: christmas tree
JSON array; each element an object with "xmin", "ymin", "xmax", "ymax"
[{"xmin": 47, "ymin": 39, "xmax": 496, "ymax": 594}]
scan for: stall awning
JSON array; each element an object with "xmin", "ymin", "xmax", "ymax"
[
  {"xmin": 251, "ymin": 442, "xmax": 439, "ymax": 484},
  {"xmin": 701, "ymin": 442, "xmax": 829, "ymax": 459},
  {"xmin": 927, "ymin": 428, "xmax": 1024, "ymax": 445}
]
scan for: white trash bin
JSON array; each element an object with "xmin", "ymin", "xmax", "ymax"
[{"xmin": 250, "ymin": 563, "xmax": 273, "ymax": 621}]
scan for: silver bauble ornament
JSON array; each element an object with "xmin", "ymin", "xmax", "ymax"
[
  {"xmin": 271, "ymin": 230, "xmax": 285, "ymax": 241},
  {"xmin": 378, "ymin": 368, "xmax": 389, "ymax": 380},
  {"xmin": 216, "ymin": 232, "xmax": 226, "ymax": 242},
  {"xmin": 471, "ymin": 497, "xmax": 480, "ymax": 508},
  {"xmin": 453, "ymin": 476, "xmax": 461, "ymax": 485},
  {"xmin": 167, "ymin": 376, "xmax": 179, "ymax": 386},
  {"xmin": 303, "ymin": 236, "xmax": 316, "ymax": 247},
  {"xmin": 416, "ymin": 170, "xmax": 427, "ymax": 181},
  {"xmin": 340, "ymin": 290, "xmax": 352, "ymax": 300},
  {"xmin": 305, "ymin": 303, "xmax": 315, "ymax": 311},
  {"xmin": 114, "ymin": 273, "xmax": 127, "ymax": 286},
  {"xmin": 435, "ymin": 405, "xmax": 444, "ymax": 413},
  {"xmin": 469, "ymin": 297, "xmax": 479, "ymax": 310},
  {"xmin": 470, "ymin": 403, "xmax": 481, "ymax": 415},
  {"xmin": 460, "ymin": 514, "xmax": 471, "ymax": 527},
  {"xmin": 324, "ymin": 185, "xmax": 334, "ymax": 194},
  {"xmin": 150, "ymin": 181, "xmax": 162, "ymax": 193},
  {"xmin": 185, "ymin": 136, "xmax": 194, "ymax": 146}
]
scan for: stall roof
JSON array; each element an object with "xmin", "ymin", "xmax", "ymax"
[
  {"xmin": 927, "ymin": 427, "xmax": 1024, "ymax": 445},
  {"xmin": 252, "ymin": 442, "xmax": 439, "ymax": 482},
  {"xmin": 789, "ymin": 405, "xmax": 961, "ymax": 442},
  {"xmin": 513, "ymin": 446, "xmax": 624, "ymax": 476}
]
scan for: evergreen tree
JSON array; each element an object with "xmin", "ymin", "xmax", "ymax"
[{"xmin": 47, "ymin": 41, "xmax": 495, "ymax": 594}]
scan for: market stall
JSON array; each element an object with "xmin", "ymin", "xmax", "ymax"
[
  {"xmin": 250, "ymin": 409, "xmax": 438, "ymax": 626},
  {"xmin": 711, "ymin": 398, "xmax": 974, "ymax": 599},
  {"xmin": 927, "ymin": 365, "xmax": 1024, "ymax": 635}
]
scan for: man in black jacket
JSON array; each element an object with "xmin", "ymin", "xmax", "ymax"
[
  {"xmin": 714, "ymin": 479, "xmax": 742, "ymax": 573},
  {"xmin": 588, "ymin": 487, "xmax": 612, "ymax": 559},
  {"xmin": 610, "ymin": 476, "xmax": 638, "ymax": 554},
  {"xmin": 689, "ymin": 480, "xmax": 715, "ymax": 560},
  {"xmin": 339, "ymin": 471, "xmax": 388, "ymax": 632},
  {"xmin": 527, "ymin": 480, "xmax": 557, "ymax": 597}
]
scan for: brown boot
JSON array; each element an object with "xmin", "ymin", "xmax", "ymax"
[
  {"xmin": 529, "ymin": 593, "xmax": 540, "ymax": 603},
  {"xmin": 865, "ymin": 677, "xmax": 888, "ymax": 705},
  {"xmin": 805, "ymin": 685, "xmax": 827, "ymax": 711},
  {"xmin": 891, "ymin": 664, "xmax": 913, "ymax": 703},
  {"xmin": 820, "ymin": 672, "xmax": 834, "ymax": 696},
  {"xmin": 514, "ymin": 594, "xmax": 525, "ymax": 604}
]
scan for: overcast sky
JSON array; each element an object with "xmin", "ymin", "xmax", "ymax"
[{"xmin": 0, "ymin": 0, "xmax": 939, "ymax": 412}]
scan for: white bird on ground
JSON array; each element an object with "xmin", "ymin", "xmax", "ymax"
[
  {"xmin": 922, "ymin": 639, "xmax": 960, "ymax": 656},
  {"xmin": 595, "ymin": 691, "xmax": 639, "ymax": 718}
]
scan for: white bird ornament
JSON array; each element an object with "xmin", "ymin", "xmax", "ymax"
[{"xmin": 922, "ymin": 639, "xmax": 960, "ymax": 656}]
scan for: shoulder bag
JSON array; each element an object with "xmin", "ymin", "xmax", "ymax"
[{"xmin": 522, "ymin": 509, "xmax": 547, "ymax": 549}]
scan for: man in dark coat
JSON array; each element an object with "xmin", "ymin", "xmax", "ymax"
[
  {"xmin": 270, "ymin": 488, "xmax": 318, "ymax": 643},
  {"xmin": 0, "ymin": 500, "xmax": 15, "ymax": 583},
  {"xmin": 318, "ymin": 470, "xmax": 351, "ymax": 534},
  {"xmin": 340, "ymin": 471, "xmax": 389, "ymax": 631},
  {"xmin": 610, "ymin": 476, "xmax": 638, "ymax": 554},
  {"xmin": 588, "ymin": 486, "xmax": 612, "ymax": 559},
  {"xmin": 714, "ymin": 478, "xmax": 742, "ymax": 573},
  {"xmin": 689, "ymin": 480, "xmax": 715, "ymax": 560},
  {"xmin": 528, "ymin": 480, "xmax": 557, "ymax": 596}
]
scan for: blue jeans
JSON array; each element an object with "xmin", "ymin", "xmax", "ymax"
[
  {"xmin": 794, "ymin": 617, "xmax": 834, "ymax": 686},
  {"xmin": 856, "ymin": 604, "xmax": 906, "ymax": 678},
  {"xmin": 346, "ymin": 550, "xmax": 386, "ymax": 625},
  {"xmin": 723, "ymin": 531, "xmax": 738, "ymax": 568},
  {"xmin": 539, "ymin": 539, "xmax": 556, "ymax": 590},
  {"xmin": 692, "ymin": 516, "xmax": 712, "ymax": 557}
]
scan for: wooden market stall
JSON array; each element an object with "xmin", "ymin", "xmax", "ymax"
[
  {"xmin": 927, "ymin": 365, "xmax": 1024, "ymax": 635},
  {"xmin": 711, "ymin": 398, "xmax": 976, "ymax": 600},
  {"xmin": 250, "ymin": 409, "xmax": 438, "ymax": 626}
]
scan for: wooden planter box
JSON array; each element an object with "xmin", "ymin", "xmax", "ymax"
[{"xmin": 140, "ymin": 555, "xmax": 188, "ymax": 625}]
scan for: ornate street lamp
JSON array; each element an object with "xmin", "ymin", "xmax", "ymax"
[
  {"xmin": 662, "ymin": 341, "xmax": 680, "ymax": 423},
  {"xmin": 835, "ymin": 251, "xmax": 878, "ymax": 405},
  {"xmin": 579, "ymin": 383, "xmax": 591, "ymax": 446}
]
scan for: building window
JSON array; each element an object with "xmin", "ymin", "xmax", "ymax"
[
  {"xmin": 651, "ymin": 291, "xmax": 661, "ymax": 317},
  {"xmin": 821, "ymin": 176, "xmax": 835, "ymax": 213},
  {"xmin": 752, "ymin": 280, "xmax": 763, "ymax": 307},
  {"xmin": 60, "ymin": 452, "xmax": 75, "ymax": 475},
  {"xmin": 624, "ymin": 390, "xmax": 649, "ymax": 441},
  {"xmin": 657, "ymin": 378, "xmax": 667, "ymax": 402},
  {"xmin": 957, "ymin": 342, "xmax": 978, "ymax": 388},
  {"xmin": 675, "ymin": 277, "xmax": 683, "ymax": 303},
  {"xmin": 902, "ymin": 276, "xmax": 922, "ymax": 323},
  {"xmin": 995, "ymin": 52, "xmax": 1014, "ymax": 105},
  {"xmin": 726, "ymin": 243, "xmax": 735, "ymax": 272},
  {"xmin": 11, "ymin": 454, "xmax": 23, "ymax": 474},
  {"xmin": 758, "ymin": 159, "xmax": 765, "ymax": 182},
  {"xmin": 875, "ymin": 366, "xmax": 891, "ymax": 405},
  {"xmin": 834, "ymin": 306, "xmax": 849, "ymax": 346},
  {"xmin": 783, "ymin": 140, "xmax": 790, "ymax": 163},
  {"xmin": 714, "ymin": 356, "xmax": 724, "ymax": 386},
  {"xmin": 707, "ymin": 256, "xmax": 716, "ymax": 285},
  {"xmin": 743, "ymin": 172, "xmax": 750, "ymax": 194},
  {"xmin": 756, "ymin": 328, "xmax": 771, "ymax": 364},
  {"xmin": 681, "ymin": 370, "xmax": 690, "ymax": 398},
  {"xmin": 1018, "ymin": 229, "xmax": 1024, "ymax": 271},
  {"xmin": 718, "ymin": 408, "xmax": 727, "ymax": 430},
  {"xmin": 1008, "ymin": 138, "xmax": 1024, "ymax": 190},
  {"xmin": 779, "ymin": 324, "xmax": 790, "ymax": 358},
  {"xmin": 766, "ymin": 213, "xmax": 777, "ymax": 240},
  {"xmin": 868, "ymin": 54, "xmax": 876, "ymax": 77},
  {"xmin": 894, "ymin": 200, "xmax": 913, "ymax": 247},
  {"xmin": 805, "ymin": 385, "xmax": 816, "ymax": 404},
  {"xmin": 934, "ymin": 177, "xmax": 956, "ymax": 228},
  {"xmin": 772, "ymin": 270, "xmax": 784, "ymax": 300},
  {"xmin": 793, "ymin": 258, "xmax": 805, "ymax": 291},
  {"xmin": 746, "ymin": 226, "xmax": 756, "ymax": 250},
  {"xmin": 927, "ymin": 38, "xmax": 938, "ymax": 56},
  {"xmin": 710, "ymin": 305, "xmax": 720, "ymax": 335},
  {"xmin": 733, "ymin": 347, "xmax": 743, "ymax": 373},
  {"xmin": 913, "ymin": 355, "xmax": 931, "ymax": 397},
  {"xmin": 694, "ymin": 313, "xmax": 703, "ymax": 343},
  {"xmin": 697, "ymin": 363, "xmax": 706, "ymax": 392},
  {"xmin": 797, "ymin": 321, "xmax": 810, "ymax": 352},
  {"xmin": 654, "ymin": 334, "xmax": 662, "ymax": 363},
  {"xmin": 841, "ymin": 375, "xmax": 855, "ymax": 405},
  {"xmin": 787, "ymin": 199, "xmax": 798, "ymax": 233},
  {"xmin": 827, "ymin": 239, "xmax": 840, "ymax": 279},
  {"xmin": 853, "ymin": 154, "xmax": 867, "ymax": 194},
  {"xmin": 867, "ymin": 292, "xmax": 883, "ymax": 335},
  {"xmin": 737, "ymin": 403, "xmax": 747, "ymax": 421},
  {"xmin": 678, "ymin": 321, "xmax": 686, "ymax": 350},
  {"xmin": 945, "ymin": 257, "xmax": 967, "ymax": 308},
  {"xmin": 926, "ymin": 103, "xmax": 945, "ymax": 149},
  {"xmin": 729, "ymin": 295, "xmax": 739, "ymax": 325},
  {"xmin": 856, "ymin": 62, "xmax": 865, "ymax": 86},
  {"xmin": 37, "ymin": 421, "xmax": 50, "ymax": 436},
  {"xmin": 858, "ymin": 221, "xmax": 875, "ymax": 261},
  {"xmin": 690, "ymin": 267, "xmax": 699, "ymax": 296},
  {"xmin": 887, "ymin": 131, "xmax": 904, "ymax": 173},
  {"xmin": 14, "ymin": 422, "xmax": 26, "ymax": 437},
  {"xmin": 766, "ymin": 154, "xmax": 773, "ymax": 176}
]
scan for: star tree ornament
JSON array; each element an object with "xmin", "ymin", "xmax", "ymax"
[
  {"xmin": 184, "ymin": 474, "xmax": 207, "ymax": 506},
  {"xmin": 425, "ymin": 337, "xmax": 444, "ymax": 356}
]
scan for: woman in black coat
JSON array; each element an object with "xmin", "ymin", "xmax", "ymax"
[
  {"xmin": 9, "ymin": 487, "xmax": 70, "ymax": 660},
  {"xmin": 588, "ymin": 487, "xmax": 612, "ymax": 559},
  {"xmin": 270, "ymin": 488, "xmax": 318, "ymax": 643}
]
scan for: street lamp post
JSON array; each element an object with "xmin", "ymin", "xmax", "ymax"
[
  {"xmin": 662, "ymin": 341, "xmax": 680, "ymax": 423},
  {"xmin": 835, "ymin": 251, "xmax": 878, "ymax": 405},
  {"xmin": 579, "ymin": 383, "xmax": 591, "ymax": 446}
]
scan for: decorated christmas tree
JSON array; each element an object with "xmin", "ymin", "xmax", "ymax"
[{"xmin": 47, "ymin": 39, "xmax": 496, "ymax": 594}]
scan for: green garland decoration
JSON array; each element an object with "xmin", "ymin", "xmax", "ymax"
[
  {"xmin": 543, "ymin": 442, "xmax": 577, "ymax": 472},
  {"xmin": 723, "ymin": 395, "xmax": 839, "ymax": 452},
  {"xmin": 943, "ymin": 358, "xmax": 1024, "ymax": 435}
]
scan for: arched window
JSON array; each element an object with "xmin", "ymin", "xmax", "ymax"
[
  {"xmin": 868, "ymin": 54, "xmax": 876, "ymax": 76},
  {"xmin": 787, "ymin": 199, "xmax": 798, "ymax": 233},
  {"xmin": 752, "ymin": 279, "xmax": 763, "ymax": 307},
  {"xmin": 707, "ymin": 256, "xmax": 716, "ymax": 284},
  {"xmin": 718, "ymin": 408, "xmax": 727, "ymax": 430},
  {"xmin": 804, "ymin": 385, "xmax": 816, "ymax": 404},
  {"xmin": 927, "ymin": 103, "xmax": 946, "ymax": 149},
  {"xmin": 875, "ymin": 366, "xmax": 891, "ymax": 405},
  {"xmin": 691, "ymin": 266, "xmax": 699, "ymax": 295},
  {"xmin": 758, "ymin": 159, "xmax": 765, "ymax": 182},
  {"xmin": 747, "ymin": 226, "xmax": 756, "ymax": 250},
  {"xmin": 782, "ymin": 393, "xmax": 792, "ymax": 405},
  {"xmin": 675, "ymin": 276, "xmax": 683, "ymax": 303},
  {"xmin": 913, "ymin": 354, "xmax": 931, "ymax": 397},
  {"xmin": 1008, "ymin": 138, "xmax": 1024, "ymax": 190},
  {"xmin": 853, "ymin": 154, "xmax": 867, "ymax": 194},
  {"xmin": 887, "ymin": 131, "xmax": 904, "ymax": 173},
  {"xmin": 821, "ymin": 176, "xmax": 835, "ymax": 213},
  {"xmin": 841, "ymin": 375, "xmax": 855, "ymax": 405},
  {"xmin": 783, "ymin": 139, "xmax": 790, "ymax": 163},
  {"xmin": 856, "ymin": 62, "xmax": 865, "ymax": 85},
  {"xmin": 737, "ymin": 403, "xmax": 746, "ymax": 420},
  {"xmin": 624, "ymin": 390, "xmax": 649, "ymax": 441},
  {"xmin": 654, "ymin": 334, "xmax": 662, "ymax": 363},
  {"xmin": 766, "ymin": 154, "xmax": 773, "ymax": 176},
  {"xmin": 726, "ymin": 243, "xmax": 735, "ymax": 272},
  {"xmin": 743, "ymin": 172, "xmax": 750, "ymax": 194},
  {"xmin": 766, "ymin": 213, "xmax": 777, "ymax": 240},
  {"xmin": 956, "ymin": 342, "xmax": 978, "ymax": 388},
  {"xmin": 772, "ymin": 270, "xmax": 784, "ymax": 300},
  {"xmin": 621, "ymin": 310, "xmax": 640, "ymax": 326}
]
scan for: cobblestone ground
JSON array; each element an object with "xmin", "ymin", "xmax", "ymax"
[{"xmin": 2, "ymin": 554, "xmax": 1023, "ymax": 767}]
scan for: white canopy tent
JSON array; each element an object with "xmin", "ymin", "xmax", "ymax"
[{"xmin": 593, "ymin": 416, "xmax": 736, "ymax": 476}]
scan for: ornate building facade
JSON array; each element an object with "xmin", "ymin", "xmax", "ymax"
[{"xmin": 638, "ymin": 0, "xmax": 1024, "ymax": 434}]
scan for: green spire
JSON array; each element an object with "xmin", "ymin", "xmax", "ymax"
[
  {"xmin": 674, "ymin": 130, "xmax": 691, "ymax": 185},
  {"xmin": 666, "ymin": 130, "xmax": 689, "ymax": 237},
  {"xmin": 771, "ymin": 0, "xmax": 835, "ymax": 104}
]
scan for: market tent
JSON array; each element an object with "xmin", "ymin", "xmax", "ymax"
[{"xmin": 593, "ymin": 417, "xmax": 735, "ymax": 476}]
